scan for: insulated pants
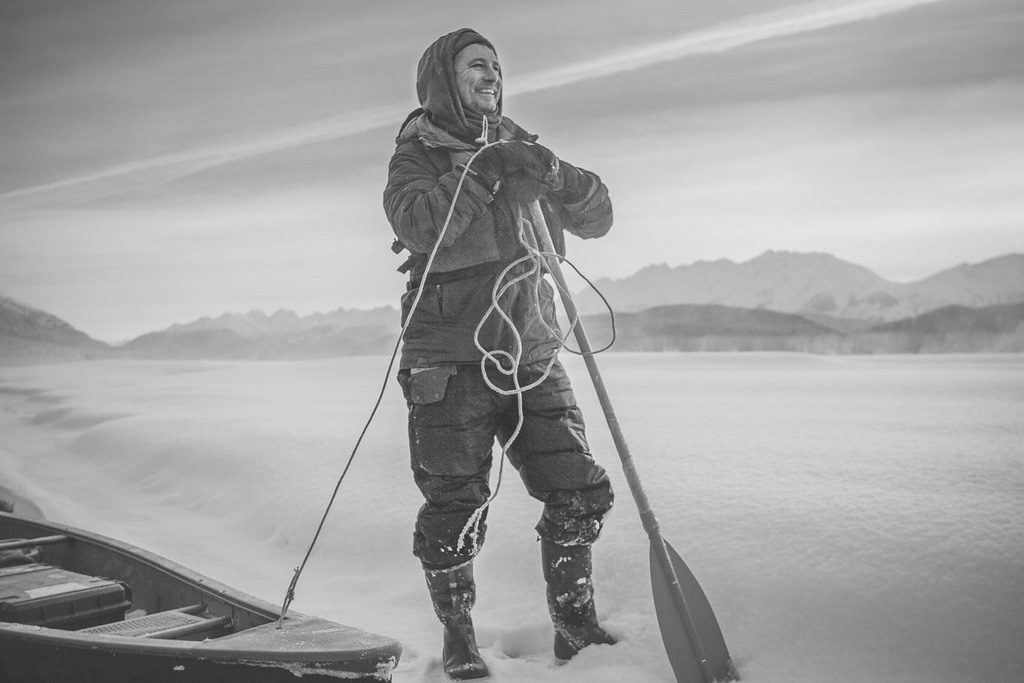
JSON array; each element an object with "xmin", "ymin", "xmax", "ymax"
[{"xmin": 398, "ymin": 360, "xmax": 614, "ymax": 571}]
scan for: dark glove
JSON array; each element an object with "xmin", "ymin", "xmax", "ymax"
[
  {"xmin": 502, "ymin": 171, "xmax": 556, "ymax": 205},
  {"xmin": 549, "ymin": 158, "xmax": 587, "ymax": 201},
  {"xmin": 454, "ymin": 163, "xmax": 502, "ymax": 197},
  {"xmin": 474, "ymin": 141, "xmax": 556, "ymax": 177},
  {"xmin": 472, "ymin": 141, "xmax": 560, "ymax": 204}
]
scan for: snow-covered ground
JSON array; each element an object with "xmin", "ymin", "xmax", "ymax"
[{"xmin": 1, "ymin": 354, "xmax": 1022, "ymax": 682}]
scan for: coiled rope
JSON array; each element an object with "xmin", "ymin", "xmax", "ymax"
[
  {"xmin": 456, "ymin": 203, "xmax": 604, "ymax": 553},
  {"xmin": 277, "ymin": 121, "xmax": 615, "ymax": 625}
]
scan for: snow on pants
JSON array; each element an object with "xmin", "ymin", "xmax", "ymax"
[{"xmin": 398, "ymin": 360, "xmax": 614, "ymax": 571}]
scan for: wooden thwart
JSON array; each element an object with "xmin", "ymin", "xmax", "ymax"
[
  {"xmin": 0, "ymin": 535, "xmax": 70, "ymax": 552},
  {"xmin": 81, "ymin": 604, "xmax": 233, "ymax": 639}
]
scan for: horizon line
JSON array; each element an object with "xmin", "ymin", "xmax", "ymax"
[{"xmin": 6, "ymin": 247, "xmax": 1019, "ymax": 342}]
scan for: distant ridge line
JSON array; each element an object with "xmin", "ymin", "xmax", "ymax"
[
  {"xmin": 3, "ymin": 251, "xmax": 1023, "ymax": 362},
  {"xmin": 573, "ymin": 251, "xmax": 1024, "ymax": 323}
]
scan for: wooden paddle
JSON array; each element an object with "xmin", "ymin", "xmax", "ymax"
[{"xmin": 527, "ymin": 200, "xmax": 738, "ymax": 683}]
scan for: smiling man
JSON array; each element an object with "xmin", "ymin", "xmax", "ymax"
[
  {"xmin": 383, "ymin": 28, "xmax": 617, "ymax": 680},
  {"xmin": 454, "ymin": 42, "xmax": 501, "ymax": 116}
]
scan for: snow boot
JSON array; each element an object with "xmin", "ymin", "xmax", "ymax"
[
  {"xmin": 424, "ymin": 564, "xmax": 490, "ymax": 680},
  {"xmin": 541, "ymin": 540, "xmax": 617, "ymax": 660}
]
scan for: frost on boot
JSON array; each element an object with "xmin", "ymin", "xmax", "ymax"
[
  {"xmin": 541, "ymin": 540, "xmax": 616, "ymax": 660},
  {"xmin": 424, "ymin": 564, "xmax": 490, "ymax": 680}
]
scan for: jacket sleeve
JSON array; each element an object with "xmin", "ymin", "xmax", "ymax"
[
  {"xmin": 551, "ymin": 159, "xmax": 613, "ymax": 240},
  {"xmin": 383, "ymin": 141, "xmax": 496, "ymax": 254}
]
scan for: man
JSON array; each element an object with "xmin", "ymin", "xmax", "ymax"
[{"xmin": 383, "ymin": 28, "xmax": 616, "ymax": 680}]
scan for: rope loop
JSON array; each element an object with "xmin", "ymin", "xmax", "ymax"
[{"xmin": 277, "ymin": 135, "xmax": 616, "ymax": 622}]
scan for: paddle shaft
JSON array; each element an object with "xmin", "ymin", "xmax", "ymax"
[{"xmin": 526, "ymin": 201, "xmax": 716, "ymax": 682}]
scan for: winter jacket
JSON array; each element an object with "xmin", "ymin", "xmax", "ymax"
[
  {"xmin": 383, "ymin": 118, "xmax": 612, "ymax": 369},
  {"xmin": 382, "ymin": 28, "xmax": 613, "ymax": 369}
]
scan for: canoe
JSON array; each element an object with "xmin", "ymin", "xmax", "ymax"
[{"xmin": 0, "ymin": 510, "xmax": 402, "ymax": 683}]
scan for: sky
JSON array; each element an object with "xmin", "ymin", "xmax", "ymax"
[{"xmin": 1, "ymin": 0, "xmax": 1022, "ymax": 342}]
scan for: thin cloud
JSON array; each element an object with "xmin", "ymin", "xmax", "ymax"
[
  {"xmin": 0, "ymin": 105, "xmax": 406, "ymax": 211},
  {"xmin": 0, "ymin": 0, "xmax": 948, "ymax": 210},
  {"xmin": 513, "ymin": 0, "xmax": 950, "ymax": 93}
]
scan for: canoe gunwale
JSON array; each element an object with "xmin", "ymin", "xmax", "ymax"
[{"xmin": 0, "ymin": 511, "xmax": 402, "ymax": 669}]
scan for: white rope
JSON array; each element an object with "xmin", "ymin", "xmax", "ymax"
[
  {"xmin": 278, "ymin": 122, "xmax": 614, "ymax": 621},
  {"xmin": 456, "ymin": 203, "xmax": 583, "ymax": 554}
]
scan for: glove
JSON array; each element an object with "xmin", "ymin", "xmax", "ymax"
[
  {"xmin": 472, "ymin": 141, "xmax": 561, "ymax": 204},
  {"xmin": 502, "ymin": 171, "xmax": 556, "ymax": 205},
  {"xmin": 454, "ymin": 163, "xmax": 502, "ymax": 197},
  {"xmin": 549, "ymin": 158, "xmax": 586, "ymax": 201}
]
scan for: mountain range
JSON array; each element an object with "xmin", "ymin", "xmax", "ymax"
[
  {"xmin": 0, "ymin": 294, "xmax": 110, "ymax": 363},
  {"xmin": 2, "ymin": 252, "xmax": 1022, "ymax": 364},
  {"xmin": 574, "ymin": 251, "xmax": 1024, "ymax": 325},
  {"xmin": 119, "ymin": 307, "xmax": 398, "ymax": 360}
]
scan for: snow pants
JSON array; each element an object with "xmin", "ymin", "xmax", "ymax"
[{"xmin": 398, "ymin": 360, "xmax": 614, "ymax": 571}]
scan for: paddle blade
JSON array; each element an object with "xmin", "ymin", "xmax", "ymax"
[{"xmin": 651, "ymin": 540, "xmax": 737, "ymax": 682}]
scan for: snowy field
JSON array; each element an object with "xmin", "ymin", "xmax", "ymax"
[{"xmin": 1, "ymin": 354, "xmax": 1022, "ymax": 683}]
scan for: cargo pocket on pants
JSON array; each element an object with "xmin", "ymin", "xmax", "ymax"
[{"xmin": 401, "ymin": 364, "xmax": 457, "ymax": 406}]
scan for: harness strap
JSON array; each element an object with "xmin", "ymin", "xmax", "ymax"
[{"xmin": 405, "ymin": 257, "xmax": 526, "ymax": 290}]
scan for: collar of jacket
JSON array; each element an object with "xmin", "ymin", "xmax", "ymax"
[{"xmin": 397, "ymin": 111, "xmax": 537, "ymax": 150}]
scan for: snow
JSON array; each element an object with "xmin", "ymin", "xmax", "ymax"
[{"xmin": 1, "ymin": 354, "xmax": 1022, "ymax": 683}]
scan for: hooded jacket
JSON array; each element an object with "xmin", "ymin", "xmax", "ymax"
[{"xmin": 383, "ymin": 28, "xmax": 613, "ymax": 369}]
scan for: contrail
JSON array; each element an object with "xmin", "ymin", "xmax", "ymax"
[
  {"xmin": 0, "ymin": 105, "xmax": 407, "ymax": 210},
  {"xmin": 513, "ymin": 0, "xmax": 949, "ymax": 93},
  {"xmin": 0, "ymin": 0, "xmax": 947, "ymax": 209}
]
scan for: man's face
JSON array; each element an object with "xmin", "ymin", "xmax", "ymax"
[{"xmin": 454, "ymin": 43, "xmax": 501, "ymax": 115}]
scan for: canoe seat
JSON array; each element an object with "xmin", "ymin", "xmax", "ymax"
[{"xmin": 80, "ymin": 604, "xmax": 232, "ymax": 639}]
